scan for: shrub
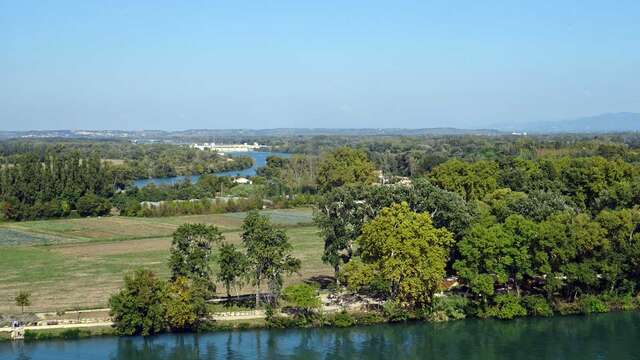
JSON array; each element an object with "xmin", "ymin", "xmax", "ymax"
[
  {"xmin": 579, "ymin": 295, "xmax": 609, "ymax": 314},
  {"xmin": 554, "ymin": 301, "xmax": 580, "ymax": 315},
  {"xmin": 383, "ymin": 301, "xmax": 410, "ymax": 322},
  {"xmin": 282, "ymin": 284, "xmax": 321, "ymax": 316},
  {"xmin": 600, "ymin": 293, "xmax": 637, "ymax": 311},
  {"xmin": 329, "ymin": 311, "xmax": 354, "ymax": 328},
  {"xmin": 266, "ymin": 315, "xmax": 298, "ymax": 329},
  {"xmin": 486, "ymin": 294, "xmax": 527, "ymax": 320},
  {"xmin": 522, "ymin": 296, "xmax": 553, "ymax": 317},
  {"xmin": 352, "ymin": 312, "xmax": 385, "ymax": 326},
  {"xmin": 428, "ymin": 295, "xmax": 469, "ymax": 321},
  {"xmin": 76, "ymin": 194, "xmax": 111, "ymax": 217}
]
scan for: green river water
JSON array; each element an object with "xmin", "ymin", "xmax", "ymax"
[{"xmin": 1, "ymin": 311, "xmax": 638, "ymax": 359}]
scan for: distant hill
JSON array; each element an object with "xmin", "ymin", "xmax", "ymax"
[
  {"xmin": 0, "ymin": 128, "xmax": 502, "ymax": 141},
  {"xmin": 498, "ymin": 112, "xmax": 640, "ymax": 134}
]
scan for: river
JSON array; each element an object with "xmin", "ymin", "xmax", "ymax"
[
  {"xmin": 2, "ymin": 312, "xmax": 638, "ymax": 359},
  {"xmin": 133, "ymin": 152, "xmax": 291, "ymax": 188}
]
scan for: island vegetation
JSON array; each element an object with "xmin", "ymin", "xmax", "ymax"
[{"xmin": 2, "ymin": 133, "xmax": 640, "ymax": 338}]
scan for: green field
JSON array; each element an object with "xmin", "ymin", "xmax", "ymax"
[{"xmin": 0, "ymin": 208, "xmax": 331, "ymax": 313}]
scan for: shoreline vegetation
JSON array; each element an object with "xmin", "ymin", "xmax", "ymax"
[
  {"xmin": 2, "ymin": 136, "xmax": 640, "ymax": 342},
  {"xmin": 4, "ymin": 300, "xmax": 640, "ymax": 342}
]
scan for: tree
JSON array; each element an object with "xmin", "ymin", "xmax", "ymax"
[
  {"xmin": 109, "ymin": 269, "xmax": 167, "ymax": 336},
  {"xmin": 242, "ymin": 211, "xmax": 301, "ymax": 307},
  {"xmin": 454, "ymin": 215, "xmax": 537, "ymax": 300},
  {"xmin": 217, "ymin": 243, "xmax": 248, "ymax": 299},
  {"xmin": 164, "ymin": 277, "xmax": 207, "ymax": 331},
  {"xmin": 282, "ymin": 283, "xmax": 322, "ymax": 317},
  {"xmin": 596, "ymin": 208, "xmax": 640, "ymax": 292},
  {"xmin": 169, "ymin": 224, "xmax": 223, "ymax": 292},
  {"xmin": 315, "ymin": 185, "xmax": 373, "ymax": 278},
  {"xmin": 347, "ymin": 202, "xmax": 454, "ymax": 308},
  {"xmin": 315, "ymin": 179, "xmax": 473, "ymax": 280},
  {"xmin": 15, "ymin": 291, "xmax": 31, "ymax": 313},
  {"xmin": 535, "ymin": 212, "xmax": 609, "ymax": 299},
  {"xmin": 316, "ymin": 147, "xmax": 376, "ymax": 193},
  {"xmin": 76, "ymin": 193, "xmax": 111, "ymax": 217},
  {"xmin": 429, "ymin": 159, "xmax": 498, "ymax": 201}
]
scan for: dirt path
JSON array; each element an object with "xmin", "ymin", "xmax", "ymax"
[
  {"xmin": 0, "ymin": 321, "xmax": 113, "ymax": 333},
  {"xmin": 0, "ymin": 295, "xmax": 373, "ymax": 333}
]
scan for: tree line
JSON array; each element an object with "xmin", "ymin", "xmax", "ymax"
[
  {"xmin": 315, "ymin": 146, "xmax": 640, "ymax": 320},
  {"xmin": 109, "ymin": 211, "xmax": 300, "ymax": 335},
  {"xmin": 109, "ymin": 143, "xmax": 640, "ymax": 335}
]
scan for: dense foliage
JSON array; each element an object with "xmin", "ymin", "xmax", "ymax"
[
  {"xmin": 343, "ymin": 203, "xmax": 453, "ymax": 307},
  {"xmin": 0, "ymin": 140, "xmax": 255, "ymax": 220},
  {"xmin": 312, "ymin": 135, "xmax": 640, "ymax": 318},
  {"xmin": 0, "ymin": 152, "xmax": 113, "ymax": 220}
]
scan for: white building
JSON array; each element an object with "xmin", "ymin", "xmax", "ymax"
[
  {"xmin": 233, "ymin": 177, "xmax": 252, "ymax": 185},
  {"xmin": 190, "ymin": 142, "xmax": 262, "ymax": 152}
]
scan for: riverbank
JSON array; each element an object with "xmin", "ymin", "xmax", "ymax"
[
  {"xmin": 2, "ymin": 311, "xmax": 640, "ymax": 359},
  {"xmin": 4, "ymin": 294, "xmax": 639, "ymax": 343}
]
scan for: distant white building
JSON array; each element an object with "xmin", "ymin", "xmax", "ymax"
[
  {"xmin": 233, "ymin": 177, "xmax": 252, "ymax": 185},
  {"xmin": 191, "ymin": 142, "xmax": 262, "ymax": 152}
]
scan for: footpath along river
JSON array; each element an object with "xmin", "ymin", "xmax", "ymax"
[{"xmin": 1, "ymin": 311, "xmax": 638, "ymax": 359}]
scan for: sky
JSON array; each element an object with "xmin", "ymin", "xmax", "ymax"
[{"xmin": 1, "ymin": 1, "xmax": 639, "ymax": 131}]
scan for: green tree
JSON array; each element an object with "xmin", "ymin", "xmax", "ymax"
[
  {"xmin": 169, "ymin": 224, "xmax": 223, "ymax": 291},
  {"xmin": 316, "ymin": 147, "xmax": 376, "ymax": 193},
  {"xmin": 217, "ymin": 242, "xmax": 248, "ymax": 299},
  {"xmin": 315, "ymin": 179, "xmax": 473, "ymax": 281},
  {"xmin": 242, "ymin": 211, "xmax": 301, "ymax": 307},
  {"xmin": 349, "ymin": 202, "xmax": 453, "ymax": 308},
  {"xmin": 596, "ymin": 208, "xmax": 640, "ymax": 292},
  {"xmin": 15, "ymin": 291, "xmax": 31, "ymax": 313},
  {"xmin": 282, "ymin": 283, "xmax": 322, "ymax": 317},
  {"xmin": 429, "ymin": 159, "xmax": 498, "ymax": 201},
  {"xmin": 535, "ymin": 212, "xmax": 609, "ymax": 299},
  {"xmin": 164, "ymin": 277, "xmax": 207, "ymax": 331},
  {"xmin": 315, "ymin": 185, "xmax": 372, "ymax": 278},
  {"xmin": 109, "ymin": 269, "xmax": 167, "ymax": 336},
  {"xmin": 76, "ymin": 193, "xmax": 111, "ymax": 217},
  {"xmin": 454, "ymin": 215, "xmax": 536, "ymax": 300}
]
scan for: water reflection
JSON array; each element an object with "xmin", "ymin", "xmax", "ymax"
[{"xmin": 2, "ymin": 312, "xmax": 639, "ymax": 359}]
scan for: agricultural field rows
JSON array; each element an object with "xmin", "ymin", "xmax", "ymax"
[{"xmin": 0, "ymin": 208, "xmax": 330, "ymax": 313}]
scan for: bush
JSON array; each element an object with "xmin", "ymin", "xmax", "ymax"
[
  {"xmin": 76, "ymin": 194, "xmax": 111, "ymax": 217},
  {"xmin": 486, "ymin": 294, "xmax": 527, "ymax": 320},
  {"xmin": 600, "ymin": 293, "xmax": 637, "ymax": 311},
  {"xmin": 428, "ymin": 295, "xmax": 469, "ymax": 322},
  {"xmin": 383, "ymin": 301, "xmax": 411, "ymax": 322},
  {"xmin": 554, "ymin": 301, "xmax": 581, "ymax": 315},
  {"xmin": 329, "ymin": 311, "xmax": 354, "ymax": 328},
  {"xmin": 282, "ymin": 284, "xmax": 321, "ymax": 316},
  {"xmin": 522, "ymin": 295, "xmax": 553, "ymax": 317},
  {"xmin": 579, "ymin": 295, "xmax": 609, "ymax": 314},
  {"xmin": 266, "ymin": 315, "xmax": 298, "ymax": 329},
  {"xmin": 352, "ymin": 312, "xmax": 385, "ymax": 326}
]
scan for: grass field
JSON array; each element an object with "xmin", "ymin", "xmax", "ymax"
[{"xmin": 0, "ymin": 208, "xmax": 332, "ymax": 313}]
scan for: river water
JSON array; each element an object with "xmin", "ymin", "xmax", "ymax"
[
  {"xmin": 2, "ymin": 312, "xmax": 638, "ymax": 359},
  {"xmin": 133, "ymin": 152, "xmax": 290, "ymax": 188}
]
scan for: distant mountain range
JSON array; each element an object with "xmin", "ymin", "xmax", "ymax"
[
  {"xmin": 0, "ymin": 128, "xmax": 501, "ymax": 141},
  {"xmin": 0, "ymin": 113, "xmax": 638, "ymax": 140},
  {"xmin": 495, "ymin": 112, "xmax": 640, "ymax": 134}
]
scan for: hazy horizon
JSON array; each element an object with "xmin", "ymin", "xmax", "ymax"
[{"xmin": 2, "ymin": 1, "xmax": 639, "ymax": 131}]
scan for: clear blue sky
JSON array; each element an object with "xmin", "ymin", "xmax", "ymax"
[{"xmin": 1, "ymin": 1, "xmax": 639, "ymax": 130}]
